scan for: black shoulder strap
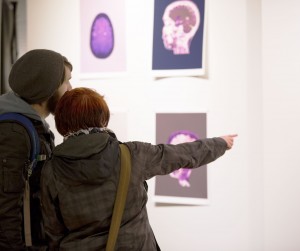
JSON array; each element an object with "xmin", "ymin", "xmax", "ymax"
[{"xmin": 0, "ymin": 112, "xmax": 41, "ymax": 247}]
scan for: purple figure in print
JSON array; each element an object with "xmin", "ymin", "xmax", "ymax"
[
  {"xmin": 90, "ymin": 13, "xmax": 114, "ymax": 58},
  {"xmin": 162, "ymin": 0, "xmax": 200, "ymax": 55},
  {"xmin": 167, "ymin": 130, "xmax": 199, "ymax": 187}
]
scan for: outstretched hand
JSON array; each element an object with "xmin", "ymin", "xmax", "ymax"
[{"xmin": 220, "ymin": 134, "xmax": 238, "ymax": 149}]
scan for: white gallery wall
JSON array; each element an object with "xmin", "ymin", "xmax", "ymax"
[
  {"xmin": 24, "ymin": 0, "xmax": 300, "ymax": 250},
  {"xmin": 262, "ymin": 0, "xmax": 300, "ymax": 250}
]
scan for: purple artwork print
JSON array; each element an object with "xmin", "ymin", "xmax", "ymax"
[
  {"xmin": 167, "ymin": 130, "xmax": 199, "ymax": 187},
  {"xmin": 80, "ymin": 0, "xmax": 126, "ymax": 73},
  {"xmin": 90, "ymin": 13, "xmax": 114, "ymax": 58},
  {"xmin": 162, "ymin": 0, "xmax": 200, "ymax": 55}
]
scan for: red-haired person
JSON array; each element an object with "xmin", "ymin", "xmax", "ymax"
[{"xmin": 40, "ymin": 87, "xmax": 237, "ymax": 251}]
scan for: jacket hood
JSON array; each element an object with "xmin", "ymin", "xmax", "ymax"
[
  {"xmin": 0, "ymin": 91, "xmax": 47, "ymax": 124},
  {"xmin": 51, "ymin": 133, "xmax": 120, "ymax": 186}
]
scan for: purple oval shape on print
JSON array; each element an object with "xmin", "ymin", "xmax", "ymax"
[{"xmin": 90, "ymin": 13, "xmax": 114, "ymax": 58}]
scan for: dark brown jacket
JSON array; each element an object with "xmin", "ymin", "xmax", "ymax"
[{"xmin": 0, "ymin": 92, "xmax": 54, "ymax": 251}]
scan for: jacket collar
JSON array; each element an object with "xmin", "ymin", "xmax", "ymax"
[{"xmin": 53, "ymin": 133, "xmax": 111, "ymax": 159}]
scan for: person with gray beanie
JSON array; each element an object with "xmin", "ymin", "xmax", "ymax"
[{"xmin": 0, "ymin": 49, "xmax": 73, "ymax": 251}]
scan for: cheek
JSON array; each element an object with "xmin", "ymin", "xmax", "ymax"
[
  {"xmin": 56, "ymin": 88, "xmax": 65, "ymax": 99},
  {"xmin": 67, "ymin": 82, "xmax": 72, "ymax": 91},
  {"xmin": 58, "ymin": 83, "xmax": 71, "ymax": 98}
]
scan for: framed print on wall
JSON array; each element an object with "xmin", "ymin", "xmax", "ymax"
[
  {"xmin": 80, "ymin": 0, "xmax": 127, "ymax": 79},
  {"xmin": 154, "ymin": 113, "xmax": 209, "ymax": 205},
  {"xmin": 152, "ymin": 0, "xmax": 206, "ymax": 77}
]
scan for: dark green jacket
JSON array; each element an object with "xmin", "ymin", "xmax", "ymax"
[{"xmin": 41, "ymin": 131, "xmax": 227, "ymax": 251}]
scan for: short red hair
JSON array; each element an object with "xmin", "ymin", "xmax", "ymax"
[{"xmin": 55, "ymin": 87, "xmax": 110, "ymax": 136}]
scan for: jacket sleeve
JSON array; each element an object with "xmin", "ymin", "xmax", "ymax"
[
  {"xmin": 40, "ymin": 161, "xmax": 67, "ymax": 250},
  {"xmin": 126, "ymin": 137, "xmax": 228, "ymax": 180}
]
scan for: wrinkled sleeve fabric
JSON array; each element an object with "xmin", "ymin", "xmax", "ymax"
[
  {"xmin": 40, "ymin": 161, "xmax": 66, "ymax": 251},
  {"xmin": 126, "ymin": 137, "xmax": 227, "ymax": 180}
]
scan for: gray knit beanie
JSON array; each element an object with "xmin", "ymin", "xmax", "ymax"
[{"xmin": 9, "ymin": 49, "xmax": 64, "ymax": 104}]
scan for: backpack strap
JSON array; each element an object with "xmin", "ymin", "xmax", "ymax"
[
  {"xmin": 23, "ymin": 179, "xmax": 32, "ymax": 246},
  {"xmin": 106, "ymin": 144, "xmax": 131, "ymax": 251},
  {"xmin": 0, "ymin": 113, "xmax": 40, "ymax": 175},
  {"xmin": 0, "ymin": 112, "xmax": 41, "ymax": 247}
]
